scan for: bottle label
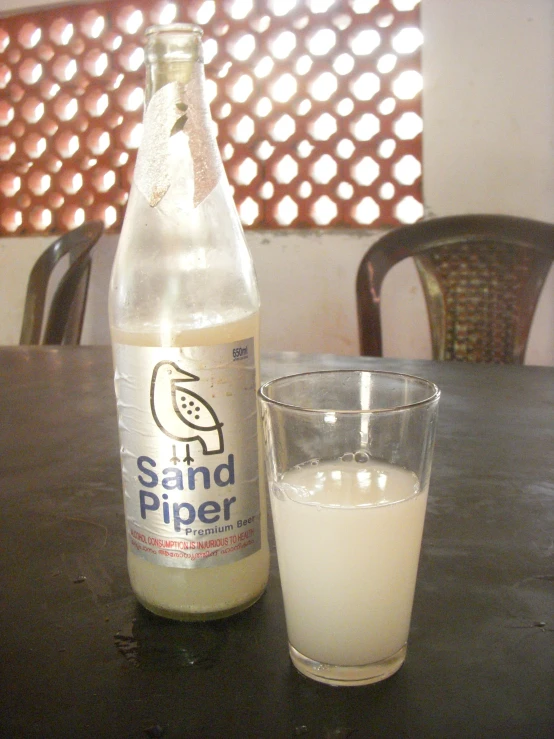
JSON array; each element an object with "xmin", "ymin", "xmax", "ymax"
[{"xmin": 114, "ymin": 339, "xmax": 261, "ymax": 569}]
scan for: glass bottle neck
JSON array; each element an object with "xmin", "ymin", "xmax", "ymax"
[{"xmin": 144, "ymin": 24, "xmax": 203, "ymax": 105}]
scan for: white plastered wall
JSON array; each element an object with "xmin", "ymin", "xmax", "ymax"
[{"xmin": 1, "ymin": 0, "xmax": 553, "ymax": 364}]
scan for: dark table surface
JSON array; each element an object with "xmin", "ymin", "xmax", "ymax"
[{"xmin": 0, "ymin": 347, "xmax": 553, "ymax": 739}]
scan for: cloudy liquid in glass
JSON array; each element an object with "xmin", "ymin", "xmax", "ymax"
[{"xmin": 271, "ymin": 457, "xmax": 427, "ymax": 665}]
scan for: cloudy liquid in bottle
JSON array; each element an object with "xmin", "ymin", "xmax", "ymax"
[{"xmin": 112, "ymin": 316, "xmax": 269, "ymax": 620}]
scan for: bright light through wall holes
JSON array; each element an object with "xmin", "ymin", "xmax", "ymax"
[{"xmin": 0, "ymin": 0, "xmax": 423, "ymax": 232}]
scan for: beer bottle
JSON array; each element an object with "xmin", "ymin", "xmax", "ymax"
[{"xmin": 109, "ymin": 24, "xmax": 269, "ymax": 620}]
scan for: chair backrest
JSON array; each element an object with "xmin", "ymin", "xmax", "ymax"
[
  {"xmin": 356, "ymin": 214, "xmax": 554, "ymax": 363},
  {"xmin": 19, "ymin": 220, "xmax": 104, "ymax": 345}
]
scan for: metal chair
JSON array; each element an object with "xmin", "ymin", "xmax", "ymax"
[
  {"xmin": 356, "ymin": 214, "xmax": 554, "ymax": 363},
  {"xmin": 19, "ymin": 220, "xmax": 104, "ymax": 345}
]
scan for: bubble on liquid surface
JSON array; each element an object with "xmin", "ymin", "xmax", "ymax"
[
  {"xmin": 354, "ymin": 451, "xmax": 370, "ymax": 463},
  {"xmin": 340, "ymin": 452, "xmax": 354, "ymax": 463},
  {"xmin": 272, "ymin": 479, "xmax": 314, "ymax": 503},
  {"xmin": 270, "ymin": 481, "xmax": 287, "ymax": 501}
]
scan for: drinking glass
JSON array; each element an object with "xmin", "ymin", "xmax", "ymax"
[{"xmin": 258, "ymin": 370, "xmax": 440, "ymax": 686}]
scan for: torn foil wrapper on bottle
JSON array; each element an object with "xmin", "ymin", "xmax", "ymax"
[{"xmin": 134, "ymin": 73, "xmax": 223, "ymax": 209}]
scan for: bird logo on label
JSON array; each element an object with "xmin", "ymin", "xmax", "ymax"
[{"xmin": 150, "ymin": 361, "xmax": 224, "ymax": 464}]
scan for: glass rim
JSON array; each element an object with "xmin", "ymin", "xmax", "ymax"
[
  {"xmin": 145, "ymin": 23, "xmax": 203, "ymax": 38},
  {"xmin": 258, "ymin": 369, "xmax": 440, "ymax": 415}
]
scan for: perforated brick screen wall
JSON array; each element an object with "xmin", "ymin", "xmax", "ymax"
[{"xmin": 0, "ymin": 0, "xmax": 422, "ymax": 235}]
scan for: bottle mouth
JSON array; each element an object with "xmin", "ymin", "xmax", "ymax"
[
  {"xmin": 144, "ymin": 23, "xmax": 204, "ymax": 67},
  {"xmin": 145, "ymin": 23, "xmax": 203, "ymax": 38}
]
